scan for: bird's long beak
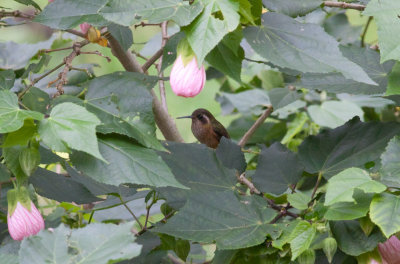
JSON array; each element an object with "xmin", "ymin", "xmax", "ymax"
[{"xmin": 177, "ymin": 115, "xmax": 192, "ymax": 119}]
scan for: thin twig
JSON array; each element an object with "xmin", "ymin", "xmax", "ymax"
[
  {"xmin": 0, "ymin": 10, "xmax": 34, "ymax": 19},
  {"xmin": 323, "ymin": 1, "xmax": 365, "ymax": 11},
  {"xmin": 132, "ymin": 51, "xmax": 149, "ymax": 61},
  {"xmin": 157, "ymin": 21, "xmax": 169, "ymax": 112},
  {"xmin": 269, "ymin": 211, "xmax": 285, "ymax": 224},
  {"xmin": 70, "ymin": 67, "xmax": 92, "ymax": 77},
  {"xmin": 65, "ymin": 29, "xmax": 86, "ymax": 38},
  {"xmin": 238, "ymin": 105, "xmax": 273, "ymax": 147},
  {"xmin": 237, "ymin": 172, "xmax": 261, "ymax": 195},
  {"xmin": 361, "ymin": 16, "xmax": 373, "ymax": 47},
  {"xmin": 310, "ymin": 172, "xmax": 323, "ymax": 200},
  {"xmin": 142, "ymin": 48, "xmax": 164, "ymax": 72},
  {"xmin": 118, "ymin": 196, "xmax": 144, "ymax": 229},
  {"xmin": 80, "ymin": 51, "xmax": 111, "ymax": 62},
  {"xmin": 134, "ymin": 22, "xmax": 162, "ymax": 28},
  {"xmin": 42, "ymin": 47, "xmax": 73, "ymax": 53}
]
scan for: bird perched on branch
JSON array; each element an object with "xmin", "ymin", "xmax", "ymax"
[{"xmin": 177, "ymin": 108, "xmax": 230, "ymax": 149}]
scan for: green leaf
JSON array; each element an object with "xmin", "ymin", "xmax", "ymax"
[
  {"xmin": 288, "ymin": 221, "xmax": 317, "ymax": 260},
  {"xmin": 308, "ymin": 101, "xmax": 364, "ymax": 129},
  {"xmin": 155, "ymin": 192, "xmax": 277, "ymax": 250},
  {"xmin": 324, "ymin": 190, "xmax": 373, "ymax": 221},
  {"xmin": 370, "ymin": 192, "xmax": 400, "ymax": 237},
  {"xmin": 19, "ymin": 147, "xmax": 40, "ymax": 176},
  {"xmin": 268, "ymin": 87, "xmax": 302, "ymax": 112},
  {"xmin": 0, "ymin": 163, "xmax": 11, "ymax": 182},
  {"xmin": 299, "ymin": 46, "xmax": 392, "ymax": 95},
  {"xmin": 206, "ymin": 29, "xmax": 244, "ymax": 82},
  {"xmin": 0, "ymin": 70, "xmax": 15, "ymax": 90},
  {"xmin": 217, "ymin": 89, "xmax": 270, "ymax": 115},
  {"xmin": 216, "ymin": 137, "xmax": 247, "ymax": 173},
  {"xmin": 330, "ymin": 220, "xmax": 385, "ymax": 256},
  {"xmin": 107, "ymin": 23, "xmax": 133, "ymax": 51},
  {"xmin": 30, "ymin": 168, "xmax": 103, "ymax": 204},
  {"xmin": 323, "ymin": 13, "xmax": 363, "ymax": 45},
  {"xmin": 253, "ymin": 143, "xmax": 303, "ymax": 195},
  {"xmin": 386, "ymin": 62, "xmax": 400, "ymax": 95},
  {"xmin": 244, "ymin": 13, "xmax": 376, "ymax": 85},
  {"xmin": 287, "ymin": 192, "xmax": 310, "ymax": 210},
  {"xmin": 19, "ymin": 223, "xmax": 141, "ymax": 264},
  {"xmin": 38, "ymin": 102, "xmax": 105, "ymax": 162},
  {"xmin": 86, "ymin": 72, "xmax": 162, "ymax": 150},
  {"xmin": 3, "ymin": 119, "xmax": 36, "ymax": 147},
  {"xmin": 13, "ymin": 0, "xmax": 41, "ymax": 10},
  {"xmin": 281, "ymin": 112, "xmax": 308, "ymax": 145},
  {"xmin": 184, "ymin": 0, "xmax": 240, "ymax": 64},
  {"xmin": 99, "ymin": 0, "xmax": 203, "ymax": 27},
  {"xmin": 263, "ymin": 0, "xmax": 322, "ymax": 17},
  {"xmin": 21, "ymin": 87, "xmax": 50, "ymax": 114},
  {"xmin": 298, "ymin": 117, "xmax": 400, "ymax": 179},
  {"xmin": 161, "ymin": 32, "xmax": 184, "ymax": 71},
  {"xmin": 21, "ymin": 55, "xmax": 51, "ymax": 79},
  {"xmin": 70, "ymin": 136, "xmax": 186, "ymax": 189},
  {"xmin": 363, "ymin": 0, "xmax": 400, "ymax": 62},
  {"xmin": 3, "ymin": 145, "xmax": 27, "ymax": 179},
  {"xmin": 380, "ymin": 136, "xmax": 400, "ymax": 188},
  {"xmin": 0, "ymin": 90, "xmax": 43, "ymax": 133},
  {"xmin": 325, "ymin": 168, "xmax": 386, "ymax": 206},
  {"xmin": 33, "ymin": 0, "xmax": 109, "ymax": 30},
  {"xmin": 239, "ymin": 0, "xmax": 256, "ymax": 25}
]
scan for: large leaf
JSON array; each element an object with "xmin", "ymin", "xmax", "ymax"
[
  {"xmin": 86, "ymin": 72, "xmax": 162, "ymax": 150},
  {"xmin": 253, "ymin": 142, "xmax": 303, "ymax": 195},
  {"xmin": 298, "ymin": 117, "xmax": 400, "ymax": 179},
  {"xmin": 107, "ymin": 23, "xmax": 133, "ymax": 51},
  {"xmin": 184, "ymin": 0, "xmax": 240, "ymax": 64},
  {"xmin": 0, "ymin": 90, "xmax": 43, "ymax": 133},
  {"xmin": 33, "ymin": 0, "xmax": 109, "ymax": 29},
  {"xmin": 323, "ymin": 13, "xmax": 363, "ymax": 45},
  {"xmin": 263, "ymin": 0, "xmax": 322, "ymax": 17},
  {"xmin": 217, "ymin": 89, "xmax": 270, "ymax": 115},
  {"xmin": 70, "ymin": 136, "xmax": 186, "ymax": 189},
  {"xmin": 155, "ymin": 192, "xmax": 277, "ymax": 249},
  {"xmin": 307, "ymin": 100, "xmax": 364, "ymax": 129},
  {"xmin": 363, "ymin": 0, "xmax": 400, "ymax": 62},
  {"xmin": 29, "ymin": 168, "xmax": 103, "ymax": 204},
  {"xmin": 324, "ymin": 168, "xmax": 386, "ymax": 206},
  {"xmin": 38, "ymin": 102, "xmax": 105, "ymax": 162},
  {"xmin": 244, "ymin": 13, "xmax": 376, "ymax": 85},
  {"xmin": 330, "ymin": 220, "xmax": 385, "ymax": 256},
  {"xmin": 19, "ymin": 223, "xmax": 141, "ymax": 264},
  {"xmin": 370, "ymin": 193, "xmax": 400, "ymax": 237},
  {"xmin": 99, "ymin": 0, "xmax": 203, "ymax": 27},
  {"xmin": 299, "ymin": 46, "xmax": 393, "ymax": 95},
  {"xmin": 216, "ymin": 137, "xmax": 247, "ymax": 173},
  {"xmin": 380, "ymin": 136, "xmax": 400, "ymax": 188},
  {"xmin": 288, "ymin": 221, "xmax": 316, "ymax": 261}
]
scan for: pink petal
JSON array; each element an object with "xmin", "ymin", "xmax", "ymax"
[
  {"xmin": 378, "ymin": 236, "xmax": 400, "ymax": 264},
  {"xmin": 80, "ymin": 23, "xmax": 91, "ymax": 35}
]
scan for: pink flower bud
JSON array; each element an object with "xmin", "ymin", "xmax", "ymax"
[
  {"xmin": 48, "ymin": 0, "xmax": 54, "ymax": 2},
  {"xmin": 378, "ymin": 236, "xmax": 400, "ymax": 264},
  {"xmin": 7, "ymin": 201, "xmax": 45, "ymax": 241},
  {"xmin": 170, "ymin": 55, "xmax": 206, "ymax": 98},
  {"xmin": 80, "ymin": 22, "xmax": 91, "ymax": 35}
]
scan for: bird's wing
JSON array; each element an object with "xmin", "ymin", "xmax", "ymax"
[{"xmin": 212, "ymin": 121, "xmax": 230, "ymax": 139}]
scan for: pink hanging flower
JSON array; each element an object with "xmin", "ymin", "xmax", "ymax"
[
  {"xmin": 80, "ymin": 22, "xmax": 91, "ymax": 35},
  {"xmin": 378, "ymin": 236, "xmax": 400, "ymax": 264},
  {"xmin": 7, "ymin": 187, "xmax": 45, "ymax": 241},
  {"xmin": 170, "ymin": 55, "xmax": 206, "ymax": 98}
]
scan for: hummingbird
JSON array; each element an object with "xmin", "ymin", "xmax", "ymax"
[{"xmin": 177, "ymin": 108, "xmax": 230, "ymax": 149}]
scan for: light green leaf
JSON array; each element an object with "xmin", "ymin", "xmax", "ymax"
[
  {"xmin": 263, "ymin": 0, "xmax": 322, "ymax": 17},
  {"xmin": 386, "ymin": 62, "xmax": 400, "ymax": 96},
  {"xmin": 281, "ymin": 112, "xmax": 308, "ymax": 145},
  {"xmin": 70, "ymin": 136, "xmax": 187, "ymax": 189},
  {"xmin": 19, "ymin": 223, "xmax": 141, "ymax": 264},
  {"xmin": 288, "ymin": 221, "xmax": 317, "ymax": 260},
  {"xmin": 363, "ymin": 0, "xmax": 400, "ymax": 62},
  {"xmin": 33, "ymin": 0, "xmax": 109, "ymax": 30},
  {"xmin": 244, "ymin": 13, "xmax": 377, "ymax": 85},
  {"xmin": 380, "ymin": 136, "xmax": 400, "ymax": 188},
  {"xmin": 99, "ymin": 0, "xmax": 203, "ymax": 27},
  {"xmin": 307, "ymin": 100, "xmax": 364, "ymax": 129},
  {"xmin": 3, "ymin": 119, "xmax": 36, "ymax": 147},
  {"xmin": 325, "ymin": 168, "xmax": 386, "ymax": 206},
  {"xmin": 0, "ymin": 70, "xmax": 15, "ymax": 90},
  {"xmin": 38, "ymin": 102, "xmax": 105, "ymax": 162},
  {"xmin": 155, "ymin": 192, "xmax": 277, "ymax": 249},
  {"xmin": 287, "ymin": 192, "xmax": 310, "ymax": 210},
  {"xmin": 0, "ymin": 90, "xmax": 43, "ymax": 133},
  {"xmin": 370, "ymin": 192, "xmax": 400, "ymax": 237},
  {"xmin": 184, "ymin": 0, "xmax": 240, "ymax": 64}
]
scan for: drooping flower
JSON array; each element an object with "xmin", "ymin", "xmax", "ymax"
[
  {"xmin": 7, "ymin": 187, "xmax": 45, "ymax": 241},
  {"xmin": 169, "ymin": 39, "xmax": 206, "ymax": 98},
  {"xmin": 378, "ymin": 236, "xmax": 400, "ymax": 264},
  {"xmin": 80, "ymin": 22, "xmax": 91, "ymax": 35}
]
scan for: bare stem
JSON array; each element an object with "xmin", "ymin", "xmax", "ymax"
[
  {"xmin": 238, "ymin": 105, "xmax": 273, "ymax": 147},
  {"xmin": 361, "ymin": 16, "xmax": 373, "ymax": 47},
  {"xmin": 118, "ymin": 196, "xmax": 144, "ymax": 229},
  {"xmin": 0, "ymin": 10, "xmax": 34, "ymax": 19},
  {"xmin": 142, "ymin": 48, "xmax": 164, "ymax": 72},
  {"xmin": 237, "ymin": 172, "xmax": 261, "ymax": 195},
  {"xmin": 323, "ymin": 1, "xmax": 366, "ymax": 11},
  {"xmin": 65, "ymin": 29, "xmax": 86, "ymax": 38},
  {"xmin": 311, "ymin": 172, "xmax": 323, "ymax": 200},
  {"xmin": 80, "ymin": 51, "xmax": 111, "ymax": 62},
  {"xmin": 42, "ymin": 47, "xmax": 73, "ymax": 53},
  {"xmin": 157, "ymin": 21, "xmax": 169, "ymax": 112}
]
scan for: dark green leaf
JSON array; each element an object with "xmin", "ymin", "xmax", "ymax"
[
  {"xmin": 268, "ymin": 88, "xmax": 302, "ymax": 112},
  {"xmin": 323, "ymin": 13, "xmax": 363, "ymax": 45},
  {"xmin": 161, "ymin": 32, "xmax": 184, "ymax": 71},
  {"xmin": 184, "ymin": 0, "xmax": 240, "ymax": 63},
  {"xmin": 370, "ymin": 192, "xmax": 400, "ymax": 237},
  {"xmin": 253, "ymin": 143, "xmax": 303, "ymax": 195},
  {"xmin": 0, "ymin": 163, "xmax": 11, "ymax": 182},
  {"xmin": 155, "ymin": 192, "xmax": 277, "ymax": 249},
  {"xmin": 386, "ymin": 62, "xmax": 400, "ymax": 95},
  {"xmin": 3, "ymin": 119, "xmax": 36, "ymax": 147},
  {"xmin": 0, "ymin": 70, "xmax": 15, "ymax": 90},
  {"xmin": 21, "ymin": 87, "xmax": 50, "ymax": 114},
  {"xmin": 3, "ymin": 145, "xmax": 27, "ymax": 179},
  {"xmin": 244, "ymin": 13, "xmax": 376, "ymax": 85},
  {"xmin": 107, "ymin": 23, "xmax": 133, "ymax": 51},
  {"xmin": 38, "ymin": 102, "xmax": 105, "ymax": 161},
  {"xmin": 21, "ymin": 55, "xmax": 51, "ymax": 79},
  {"xmin": 216, "ymin": 137, "xmax": 247, "ymax": 173},
  {"xmin": 330, "ymin": 220, "xmax": 385, "ymax": 256},
  {"xmin": 70, "ymin": 136, "xmax": 186, "ymax": 189},
  {"xmin": 34, "ymin": 0, "xmax": 109, "ymax": 30},
  {"xmin": 263, "ymin": 0, "xmax": 322, "ymax": 17},
  {"xmin": 217, "ymin": 89, "xmax": 270, "ymax": 115},
  {"xmin": 380, "ymin": 136, "xmax": 400, "ymax": 188},
  {"xmin": 0, "ymin": 90, "xmax": 43, "ymax": 133},
  {"xmin": 13, "ymin": 0, "xmax": 41, "ymax": 10},
  {"xmin": 30, "ymin": 168, "xmax": 103, "ymax": 204},
  {"xmin": 99, "ymin": 0, "xmax": 203, "ymax": 27},
  {"xmin": 298, "ymin": 117, "xmax": 400, "ymax": 179},
  {"xmin": 299, "ymin": 46, "xmax": 393, "ymax": 94}
]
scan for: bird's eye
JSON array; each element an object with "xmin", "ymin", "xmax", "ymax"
[{"xmin": 197, "ymin": 114, "xmax": 203, "ymax": 120}]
